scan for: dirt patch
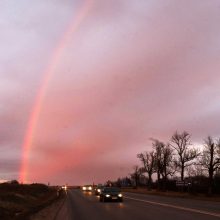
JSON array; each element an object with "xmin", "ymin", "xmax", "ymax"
[{"xmin": 30, "ymin": 197, "xmax": 66, "ymax": 220}]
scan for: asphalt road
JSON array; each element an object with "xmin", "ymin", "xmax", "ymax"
[{"xmin": 55, "ymin": 189, "xmax": 220, "ymax": 220}]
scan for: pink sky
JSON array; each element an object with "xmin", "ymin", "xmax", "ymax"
[{"xmin": 0, "ymin": 0, "xmax": 220, "ymax": 185}]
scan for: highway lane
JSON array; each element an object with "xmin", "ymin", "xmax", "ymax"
[{"xmin": 55, "ymin": 189, "xmax": 220, "ymax": 220}]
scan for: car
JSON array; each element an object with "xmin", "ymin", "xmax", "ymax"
[
  {"xmin": 82, "ymin": 185, "xmax": 93, "ymax": 192},
  {"xmin": 99, "ymin": 187, "xmax": 123, "ymax": 202},
  {"xmin": 61, "ymin": 185, "xmax": 68, "ymax": 191},
  {"xmin": 94, "ymin": 184, "xmax": 103, "ymax": 195}
]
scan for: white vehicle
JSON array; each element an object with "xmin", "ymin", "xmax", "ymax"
[{"xmin": 82, "ymin": 185, "xmax": 93, "ymax": 191}]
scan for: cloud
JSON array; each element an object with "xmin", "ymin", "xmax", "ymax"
[{"xmin": 0, "ymin": 0, "xmax": 220, "ymax": 184}]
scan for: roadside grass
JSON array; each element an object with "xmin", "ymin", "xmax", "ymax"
[
  {"xmin": 0, "ymin": 182, "xmax": 63, "ymax": 219},
  {"xmin": 122, "ymin": 187, "xmax": 220, "ymax": 202}
]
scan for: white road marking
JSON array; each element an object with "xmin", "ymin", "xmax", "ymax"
[{"xmin": 125, "ymin": 196, "xmax": 220, "ymax": 218}]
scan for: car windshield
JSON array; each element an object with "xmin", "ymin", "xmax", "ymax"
[{"xmin": 103, "ymin": 187, "xmax": 121, "ymax": 193}]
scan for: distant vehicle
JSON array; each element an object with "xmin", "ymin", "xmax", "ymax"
[
  {"xmin": 94, "ymin": 184, "xmax": 103, "ymax": 195},
  {"xmin": 82, "ymin": 185, "xmax": 93, "ymax": 191},
  {"xmin": 99, "ymin": 187, "xmax": 123, "ymax": 202},
  {"xmin": 61, "ymin": 185, "xmax": 68, "ymax": 191}
]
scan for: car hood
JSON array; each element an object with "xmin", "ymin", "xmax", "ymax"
[{"xmin": 103, "ymin": 192, "xmax": 120, "ymax": 196}]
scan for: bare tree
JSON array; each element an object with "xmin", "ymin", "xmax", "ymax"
[
  {"xmin": 130, "ymin": 165, "xmax": 142, "ymax": 188},
  {"xmin": 152, "ymin": 139, "xmax": 174, "ymax": 189},
  {"xmin": 185, "ymin": 163, "xmax": 205, "ymax": 178},
  {"xmin": 152, "ymin": 139, "xmax": 164, "ymax": 188},
  {"xmin": 170, "ymin": 131, "xmax": 199, "ymax": 181},
  {"xmin": 161, "ymin": 144, "xmax": 175, "ymax": 183},
  {"xmin": 137, "ymin": 151, "xmax": 155, "ymax": 190},
  {"xmin": 200, "ymin": 136, "xmax": 220, "ymax": 194}
]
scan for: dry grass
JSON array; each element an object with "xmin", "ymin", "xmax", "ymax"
[
  {"xmin": 0, "ymin": 183, "xmax": 63, "ymax": 219},
  {"xmin": 122, "ymin": 187, "xmax": 220, "ymax": 202}
]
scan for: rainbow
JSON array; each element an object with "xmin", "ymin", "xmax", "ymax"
[{"xmin": 19, "ymin": 0, "xmax": 94, "ymax": 183}]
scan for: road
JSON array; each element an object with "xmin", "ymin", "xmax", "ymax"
[{"xmin": 55, "ymin": 189, "xmax": 220, "ymax": 220}]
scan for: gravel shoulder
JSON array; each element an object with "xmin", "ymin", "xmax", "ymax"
[{"xmin": 30, "ymin": 196, "xmax": 66, "ymax": 220}]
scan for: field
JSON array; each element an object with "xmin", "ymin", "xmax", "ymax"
[
  {"xmin": 122, "ymin": 187, "xmax": 220, "ymax": 202},
  {"xmin": 0, "ymin": 181, "xmax": 62, "ymax": 220}
]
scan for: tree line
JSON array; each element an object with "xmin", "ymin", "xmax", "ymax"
[{"xmin": 116, "ymin": 131, "xmax": 220, "ymax": 195}]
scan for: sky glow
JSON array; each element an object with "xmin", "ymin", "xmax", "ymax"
[{"xmin": 0, "ymin": 0, "xmax": 220, "ymax": 184}]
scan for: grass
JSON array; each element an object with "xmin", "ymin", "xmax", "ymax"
[
  {"xmin": 122, "ymin": 187, "xmax": 220, "ymax": 202},
  {"xmin": 0, "ymin": 182, "xmax": 63, "ymax": 219}
]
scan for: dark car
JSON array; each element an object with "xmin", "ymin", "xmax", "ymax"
[{"xmin": 99, "ymin": 187, "xmax": 123, "ymax": 202}]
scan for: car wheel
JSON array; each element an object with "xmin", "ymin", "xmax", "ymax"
[{"xmin": 119, "ymin": 198, "xmax": 123, "ymax": 202}]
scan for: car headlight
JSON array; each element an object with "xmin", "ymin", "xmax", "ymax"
[
  {"xmin": 118, "ymin": 194, "xmax": 123, "ymax": 197},
  {"xmin": 97, "ymin": 189, "xmax": 101, "ymax": 192},
  {"xmin": 88, "ymin": 186, "xmax": 92, "ymax": 190},
  {"xmin": 105, "ymin": 194, "xmax": 110, "ymax": 197},
  {"xmin": 82, "ymin": 187, "xmax": 86, "ymax": 190}
]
